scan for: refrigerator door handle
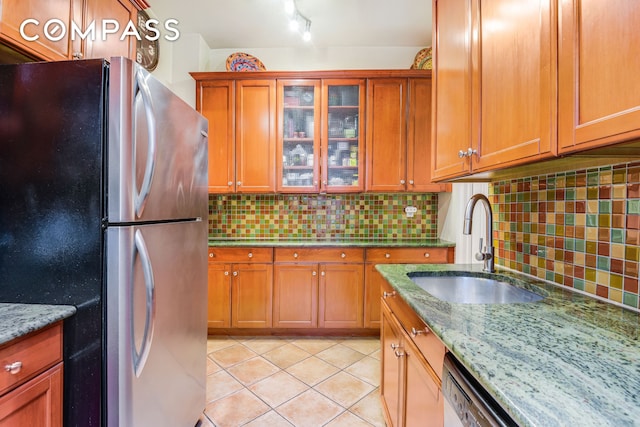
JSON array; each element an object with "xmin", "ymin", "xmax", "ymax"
[
  {"xmin": 133, "ymin": 67, "xmax": 158, "ymax": 219},
  {"xmin": 132, "ymin": 229, "xmax": 156, "ymax": 378}
]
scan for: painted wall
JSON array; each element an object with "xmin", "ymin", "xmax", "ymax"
[
  {"xmin": 152, "ymin": 36, "xmax": 426, "ymax": 108},
  {"xmin": 207, "ymin": 46, "xmax": 426, "ymax": 72}
]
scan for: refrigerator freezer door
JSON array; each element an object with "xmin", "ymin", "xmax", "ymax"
[
  {"xmin": 106, "ymin": 220, "xmax": 207, "ymax": 426},
  {"xmin": 108, "ymin": 57, "xmax": 208, "ymax": 223}
]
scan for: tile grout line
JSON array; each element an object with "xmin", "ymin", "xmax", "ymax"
[{"xmin": 202, "ymin": 336, "xmax": 384, "ymax": 427}]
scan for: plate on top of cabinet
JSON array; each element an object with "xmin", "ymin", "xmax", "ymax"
[{"xmin": 226, "ymin": 52, "xmax": 267, "ymax": 71}]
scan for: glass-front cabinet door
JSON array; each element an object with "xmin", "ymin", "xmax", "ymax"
[
  {"xmin": 277, "ymin": 80, "xmax": 321, "ymax": 192},
  {"xmin": 321, "ymin": 79, "xmax": 365, "ymax": 192}
]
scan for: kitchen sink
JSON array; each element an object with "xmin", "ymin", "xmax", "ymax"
[{"xmin": 408, "ymin": 274, "xmax": 544, "ymax": 304}]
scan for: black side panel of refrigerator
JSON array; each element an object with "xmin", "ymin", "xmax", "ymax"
[{"xmin": 0, "ymin": 59, "xmax": 107, "ymax": 426}]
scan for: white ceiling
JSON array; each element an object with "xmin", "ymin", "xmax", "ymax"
[{"xmin": 148, "ymin": 0, "xmax": 432, "ymax": 50}]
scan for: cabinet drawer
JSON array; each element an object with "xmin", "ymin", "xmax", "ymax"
[
  {"xmin": 366, "ymin": 247, "xmax": 452, "ymax": 264},
  {"xmin": 208, "ymin": 247, "xmax": 273, "ymax": 263},
  {"xmin": 381, "ymin": 280, "xmax": 445, "ymax": 378},
  {"xmin": 0, "ymin": 323, "xmax": 62, "ymax": 396},
  {"xmin": 275, "ymin": 248, "xmax": 364, "ymax": 263}
]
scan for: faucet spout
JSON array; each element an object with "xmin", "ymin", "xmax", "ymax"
[{"xmin": 463, "ymin": 194, "xmax": 495, "ymax": 273}]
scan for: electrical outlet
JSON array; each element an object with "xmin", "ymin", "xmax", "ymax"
[{"xmin": 405, "ymin": 206, "xmax": 418, "ymax": 218}]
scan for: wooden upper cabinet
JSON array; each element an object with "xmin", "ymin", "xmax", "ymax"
[
  {"xmin": 235, "ymin": 79, "xmax": 277, "ymax": 193},
  {"xmin": 558, "ymin": 0, "xmax": 640, "ymax": 152},
  {"xmin": 366, "ymin": 78, "xmax": 408, "ymax": 192},
  {"xmin": 407, "ymin": 78, "xmax": 450, "ymax": 192},
  {"xmin": 197, "ymin": 80, "xmax": 235, "ymax": 193},
  {"xmin": 367, "ymin": 77, "xmax": 448, "ymax": 192},
  {"xmin": 432, "ymin": 0, "xmax": 557, "ymax": 180},
  {"xmin": 431, "ymin": 0, "xmax": 474, "ymax": 181},
  {"xmin": 277, "ymin": 79, "xmax": 322, "ymax": 193},
  {"xmin": 78, "ymin": 0, "xmax": 137, "ymax": 60},
  {"xmin": 0, "ymin": 0, "xmax": 73, "ymax": 61},
  {"xmin": 473, "ymin": 0, "xmax": 557, "ymax": 172}
]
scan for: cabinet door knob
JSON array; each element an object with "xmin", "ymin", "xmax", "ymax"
[
  {"xmin": 400, "ymin": 179, "xmax": 406, "ymax": 185},
  {"xmin": 237, "ymin": 181, "xmax": 242, "ymax": 186},
  {"xmin": 409, "ymin": 180, "xmax": 414, "ymax": 185},
  {"xmin": 312, "ymin": 271, "xmax": 317, "ymax": 276},
  {"xmin": 72, "ymin": 52, "xmax": 83, "ymax": 60},
  {"xmin": 224, "ymin": 271, "xmax": 229, "ymax": 276},
  {"xmin": 383, "ymin": 291, "xmax": 396, "ymax": 298},
  {"xmin": 424, "ymin": 252, "xmax": 430, "ymax": 258},
  {"xmin": 248, "ymin": 252, "xmax": 253, "ymax": 258},
  {"xmin": 227, "ymin": 181, "xmax": 233, "ymax": 186},
  {"xmin": 233, "ymin": 271, "xmax": 238, "ymax": 276},
  {"xmin": 4, "ymin": 362, "xmax": 22, "ymax": 375},
  {"xmin": 385, "ymin": 253, "xmax": 391, "ymax": 259},
  {"xmin": 321, "ymin": 271, "xmax": 326, "ymax": 276}
]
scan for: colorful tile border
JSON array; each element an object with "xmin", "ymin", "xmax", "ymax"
[
  {"xmin": 209, "ymin": 193, "xmax": 439, "ymax": 241},
  {"xmin": 490, "ymin": 161, "xmax": 640, "ymax": 310}
]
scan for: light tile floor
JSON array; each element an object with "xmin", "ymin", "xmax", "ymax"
[{"xmin": 199, "ymin": 336, "xmax": 386, "ymax": 427}]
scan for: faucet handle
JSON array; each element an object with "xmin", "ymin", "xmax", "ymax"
[{"xmin": 475, "ymin": 238, "xmax": 486, "ymax": 261}]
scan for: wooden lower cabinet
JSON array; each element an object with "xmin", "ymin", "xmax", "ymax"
[
  {"xmin": 381, "ymin": 303, "xmax": 403, "ymax": 427},
  {"xmin": 381, "ymin": 293, "xmax": 444, "ymax": 427},
  {"xmin": 207, "ymin": 263, "xmax": 232, "ymax": 328},
  {"xmin": 0, "ymin": 364, "xmax": 62, "ymax": 426},
  {"xmin": 364, "ymin": 247, "xmax": 454, "ymax": 328},
  {"xmin": 273, "ymin": 248, "xmax": 365, "ymax": 329},
  {"xmin": 232, "ymin": 264, "xmax": 273, "ymax": 328},
  {"xmin": 0, "ymin": 323, "xmax": 64, "ymax": 426},
  {"xmin": 273, "ymin": 264, "xmax": 318, "ymax": 328},
  {"xmin": 208, "ymin": 246, "xmax": 450, "ymax": 333},
  {"xmin": 207, "ymin": 248, "xmax": 274, "ymax": 330},
  {"xmin": 318, "ymin": 263, "xmax": 364, "ymax": 328}
]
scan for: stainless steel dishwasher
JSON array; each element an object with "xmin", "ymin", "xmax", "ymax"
[{"xmin": 442, "ymin": 353, "xmax": 519, "ymax": 427}]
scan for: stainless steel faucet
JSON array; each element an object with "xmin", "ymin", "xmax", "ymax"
[{"xmin": 463, "ymin": 194, "xmax": 495, "ymax": 273}]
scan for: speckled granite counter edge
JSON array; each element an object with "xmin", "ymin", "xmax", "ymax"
[
  {"xmin": 208, "ymin": 239, "xmax": 455, "ymax": 248},
  {"xmin": 0, "ymin": 303, "xmax": 76, "ymax": 346},
  {"xmin": 375, "ymin": 263, "xmax": 640, "ymax": 427}
]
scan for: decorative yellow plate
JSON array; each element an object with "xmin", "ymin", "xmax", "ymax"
[{"xmin": 410, "ymin": 47, "xmax": 432, "ymax": 70}]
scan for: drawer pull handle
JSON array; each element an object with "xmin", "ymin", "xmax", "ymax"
[
  {"xmin": 411, "ymin": 327, "xmax": 427, "ymax": 337},
  {"xmin": 248, "ymin": 252, "xmax": 253, "ymax": 258},
  {"xmin": 5, "ymin": 362, "xmax": 22, "ymax": 375},
  {"xmin": 209, "ymin": 253, "xmax": 214, "ymax": 258},
  {"xmin": 390, "ymin": 343, "xmax": 399, "ymax": 350},
  {"xmin": 383, "ymin": 291, "xmax": 396, "ymax": 298},
  {"xmin": 385, "ymin": 253, "xmax": 391, "ymax": 259},
  {"xmin": 341, "ymin": 252, "xmax": 346, "ymax": 258},
  {"xmin": 424, "ymin": 252, "xmax": 430, "ymax": 258},
  {"xmin": 394, "ymin": 350, "xmax": 405, "ymax": 358},
  {"xmin": 293, "ymin": 252, "xmax": 299, "ymax": 258}
]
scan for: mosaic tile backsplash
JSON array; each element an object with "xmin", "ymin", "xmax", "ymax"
[
  {"xmin": 209, "ymin": 193, "xmax": 439, "ymax": 241},
  {"xmin": 490, "ymin": 161, "xmax": 640, "ymax": 310}
]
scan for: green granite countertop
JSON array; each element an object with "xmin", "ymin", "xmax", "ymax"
[
  {"xmin": 208, "ymin": 238, "xmax": 455, "ymax": 248},
  {"xmin": 375, "ymin": 263, "xmax": 640, "ymax": 427},
  {"xmin": 0, "ymin": 303, "xmax": 76, "ymax": 346}
]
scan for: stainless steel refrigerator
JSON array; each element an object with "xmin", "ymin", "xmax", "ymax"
[{"xmin": 0, "ymin": 57, "xmax": 208, "ymax": 426}]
